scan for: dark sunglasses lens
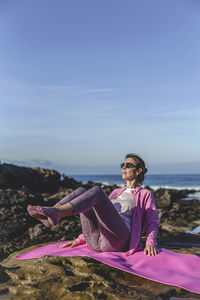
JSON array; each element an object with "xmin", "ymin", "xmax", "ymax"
[
  {"xmin": 126, "ymin": 163, "xmax": 134, "ymax": 168},
  {"xmin": 126, "ymin": 163, "xmax": 137, "ymax": 168},
  {"xmin": 121, "ymin": 162, "xmax": 137, "ymax": 169}
]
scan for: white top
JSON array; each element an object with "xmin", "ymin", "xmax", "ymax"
[{"xmin": 111, "ymin": 188, "xmax": 135, "ymax": 232}]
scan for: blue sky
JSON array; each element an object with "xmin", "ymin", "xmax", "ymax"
[{"xmin": 1, "ymin": 0, "xmax": 200, "ymax": 174}]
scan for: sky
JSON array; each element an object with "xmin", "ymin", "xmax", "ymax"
[{"xmin": 1, "ymin": 0, "xmax": 200, "ymax": 174}]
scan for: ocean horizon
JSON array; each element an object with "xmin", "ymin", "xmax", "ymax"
[
  {"xmin": 67, "ymin": 173, "xmax": 200, "ymax": 189},
  {"xmin": 67, "ymin": 174, "xmax": 200, "ymax": 201}
]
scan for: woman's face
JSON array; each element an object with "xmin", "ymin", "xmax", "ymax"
[{"xmin": 121, "ymin": 157, "xmax": 140, "ymax": 181}]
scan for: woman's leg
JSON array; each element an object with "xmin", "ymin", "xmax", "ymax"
[
  {"xmin": 79, "ymin": 210, "xmax": 102, "ymax": 251},
  {"xmin": 55, "ymin": 187, "xmax": 86, "ymax": 206},
  {"xmin": 28, "ymin": 185, "xmax": 130, "ymax": 251},
  {"xmin": 27, "ymin": 187, "xmax": 86, "ymax": 227},
  {"xmin": 69, "ymin": 186, "xmax": 130, "ymax": 252}
]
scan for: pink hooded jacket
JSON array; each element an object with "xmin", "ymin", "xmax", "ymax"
[{"xmin": 75, "ymin": 185, "xmax": 159, "ymax": 255}]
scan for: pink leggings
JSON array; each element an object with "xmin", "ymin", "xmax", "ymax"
[{"xmin": 58, "ymin": 186, "xmax": 130, "ymax": 252}]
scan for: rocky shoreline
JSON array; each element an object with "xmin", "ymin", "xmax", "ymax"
[{"xmin": 0, "ymin": 162, "xmax": 200, "ymax": 299}]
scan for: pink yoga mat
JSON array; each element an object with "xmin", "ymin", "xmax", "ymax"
[{"xmin": 16, "ymin": 242, "xmax": 200, "ymax": 294}]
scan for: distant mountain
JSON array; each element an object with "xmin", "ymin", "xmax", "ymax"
[{"xmin": 1, "ymin": 158, "xmax": 200, "ymax": 174}]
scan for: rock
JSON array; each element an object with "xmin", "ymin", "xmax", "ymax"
[
  {"xmin": 154, "ymin": 188, "xmax": 191, "ymax": 209},
  {"xmin": 28, "ymin": 224, "xmax": 44, "ymax": 239},
  {"xmin": 61, "ymin": 174, "xmax": 82, "ymax": 189},
  {"xmin": 155, "ymin": 189, "xmax": 172, "ymax": 208},
  {"xmin": 0, "ymin": 163, "xmax": 61, "ymax": 193},
  {"xmin": 0, "ymin": 188, "xmax": 82, "ymax": 261},
  {"xmin": 158, "ymin": 198, "xmax": 200, "ymax": 234},
  {"xmin": 0, "ymin": 246, "xmax": 200, "ymax": 299}
]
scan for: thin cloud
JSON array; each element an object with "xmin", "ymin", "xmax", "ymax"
[
  {"xmin": 144, "ymin": 107, "xmax": 200, "ymax": 121},
  {"xmin": 34, "ymin": 86, "xmax": 119, "ymax": 93},
  {"xmin": 33, "ymin": 85, "xmax": 83, "ymax": 90},
  {"xmin": 0, "ymin": 128, "xmax": 68, "ymax": 137},
  {"xmin": 0, "ymin": 80, "xmax": 119, "ymax": 94},
  {"xmin": 82, "ymin": 88, "xmax": 119, "ymax": 93},
  {"xmin": 33, "ymin": 86, "xmax": 119, "ymax": 94}
]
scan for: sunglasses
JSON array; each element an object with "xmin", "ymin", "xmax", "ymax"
[{"xmin": 120, "ymin": 162, "xmax": 138, "ymax": 169}]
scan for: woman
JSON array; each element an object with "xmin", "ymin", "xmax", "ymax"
[{"xmin": 27, "ymin": 153, "xmax": 159, "ymax": 256}]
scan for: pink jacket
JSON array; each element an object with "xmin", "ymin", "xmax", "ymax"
[{"xmin": 75, "ymin": 185, "xmax": 159, "ymax": 255}]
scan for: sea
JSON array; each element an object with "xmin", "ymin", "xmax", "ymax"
[{"xmin": 69, "ymin": 174, "xmax": 200, "ymax": 201}]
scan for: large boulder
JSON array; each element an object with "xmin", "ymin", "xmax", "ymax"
[
  {"xmin": 0, "ymin": 163, "xmax": 61, "ymax": 193},
  {"xmin": 0, "ymin": 187, "xmax": 82, "ymax": 260},
  {"xmin": 154, "ymin": 188, "xmax": 172, "ymax": 208},
  {"xmin": 154, "ymin": 188, "xmax": 189, "ymax": 208}
]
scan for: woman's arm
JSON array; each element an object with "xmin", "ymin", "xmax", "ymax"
[
  {"xmin": 59, "ymin": 233, "xmax": 86, "ymax": 248},
  {"xmin": 126, "ymin": 191, "xmax": 160, "ymax": 257},
  {"xmin": 144, "ymin": 191, "xmax": 159, "ymax": 248},
  {"xmin": 75, "ymin": 233, "xmax": 86, "ymax": 244}
]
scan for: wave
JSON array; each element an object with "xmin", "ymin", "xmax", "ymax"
[
  {"xmin": 101, "ymin": 182, "xmax": 200, "ymax": 191},
  {"xmin": 186, "ymin": 191, "xmax": 200, "ymax": 201},
  {"xmin": 185, "ymin": 226, "xmax": 200, "ymax": 235},
  {"xmin": 101, "ymin": 181, "xmax": 124, "ymax": 187},
  {"xmin": 147, "ymin": 185, "xmax": 200, "ymax": 191}
]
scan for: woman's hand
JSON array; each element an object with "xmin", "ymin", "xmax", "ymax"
[
  {"xmin": 144, "ymin": 245, "xmax": 159, "ymax": 256},
  {"xmin": 59, "ymin": 240, "xmax": 80, "ymax": 248}
]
